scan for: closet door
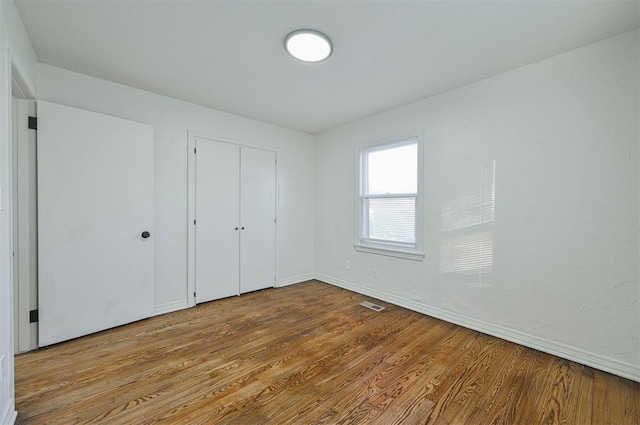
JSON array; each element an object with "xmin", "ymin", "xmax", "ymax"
[
  {"xmin": 195, "ymin": 139, "xmax": 240, "ymax": 303},
  {"xmin": 240, "ymin": 147, "xmax": 276, "ymax": 293}
]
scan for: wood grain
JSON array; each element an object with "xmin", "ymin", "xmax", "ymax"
[{"xmin": 14, "ymin": 281, "xmax": 640, "ymax": 424}]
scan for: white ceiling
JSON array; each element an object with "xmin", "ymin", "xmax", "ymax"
[{"xmin": 15, "ymin": 1, "xmax": 639, "ymax": 134}]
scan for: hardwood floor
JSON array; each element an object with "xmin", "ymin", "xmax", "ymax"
[{"xmin": 14, "ymin": 281, "xmax": 640, "ymax": 424}]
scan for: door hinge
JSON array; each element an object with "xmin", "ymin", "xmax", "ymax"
[
  {"xmin": 28, "ymin": 116, "xmax": 37, "ymax": 130},
  {"xmin": 194, "ymin": 147, "xmax": 196, "ymax": 154},
  {"xmin": 194, "ymin": 292, "xmax": 196, "ymax": 298},
  {"xmin": 194, "ymin": 219, "xmax": 196, "ymax": 225},
  {"xmin": 29, "ymin": 309, "xmax": 39, "ymax": 323}
]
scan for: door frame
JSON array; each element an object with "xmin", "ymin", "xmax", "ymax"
[
  {"xmin": 10, "ymin": 58, "xmax": 37, "ymax": 354},
  {"xmin": 11, "ymin": 97, "xmax": 37, "ymax": 353},
  {"xmin": 187, "ymin": 130, "xmax": 278, "ymax": 307}
]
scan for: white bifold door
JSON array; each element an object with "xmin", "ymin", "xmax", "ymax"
[
  {"xmin": 195, "ymin": 137, "xmax": 276, "ymax": 304},
  {"xmin": 38, "ymin": 101, "xmax": 154, "ymax": 346}
]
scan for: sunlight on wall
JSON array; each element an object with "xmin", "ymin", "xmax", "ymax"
[
  {"xmin": 441, "ymin": 160, "xmax": 496, "ymax": 232},
  {"xmin": 439, "ymin": 161, "xmax": 496, "ymax": 287},
  {"xmin": 440, "ymin": 231, "xmax": 494, "ymax": 273}
]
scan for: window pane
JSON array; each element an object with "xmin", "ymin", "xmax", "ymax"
[
  {"xmin": 366, "ymin": 197, "xmax": 415, "ymax": 243},
  {"xmin": 366, "ymin": 142, "xmax": 417, "ymax": 195}
]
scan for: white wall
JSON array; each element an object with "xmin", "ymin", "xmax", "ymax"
[
  {"xmin": 38, "ymin": 64, "xmax": 315, "ymax": 314},
  {"xmin": 0, "ymin": 1, "xmax": 37, "ymax": 423},
  {"xmin": 315, "ymin": 30, "xmax": 640, "ymax": 381}
]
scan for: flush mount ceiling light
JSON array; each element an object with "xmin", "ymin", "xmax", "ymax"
[{"xmin": 284, "ymin": 29, "xmax": 333, "ymax": 63}]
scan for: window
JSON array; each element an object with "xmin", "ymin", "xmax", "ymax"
[{"xmin": 356, "ymin": 136, "xmax": 424, "ymax": 260}]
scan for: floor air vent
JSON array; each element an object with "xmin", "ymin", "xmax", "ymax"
[{"xmin": 360, "ymin": 301, "xmax": 385, "ymax": 312}]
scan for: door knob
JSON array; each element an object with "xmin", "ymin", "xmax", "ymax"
[{"xmin": 141, "ymin": 231, "xmax": 151, "ymax": 239}]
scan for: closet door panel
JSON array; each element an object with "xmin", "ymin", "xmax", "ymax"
[
  {"xmin": 240, "ymin": 147, "xmax": 276, "ymax": 293},
  {"xmin": 195, "ymin": 139, "xmax": 240, "ymax": 302}
]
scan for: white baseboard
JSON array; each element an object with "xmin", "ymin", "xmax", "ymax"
[
  {"xmin": 0, "ymin": 399, "xmax": 16, "ymax": 425},
  {"xmin": 153, "ymin": 299, "xmax": 189, "ymax": 316},
  {"xmin": 277, "ymin": 273, "xmax": 315, "ymax": 288},
  {"xmin": 153, "ymin": 274, "xmax": 316, "ymax": 316},
  {"xmin": 316, "ymin": 273, "xmax": 640, "ymax": 383}
]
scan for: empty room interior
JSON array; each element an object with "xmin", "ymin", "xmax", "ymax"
[{"xmin": 1, "ymin": 0, "xmax": 639, "ymax": 424}]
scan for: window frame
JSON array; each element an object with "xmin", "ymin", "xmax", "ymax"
[{"xmin": 355, "ymin": 133, "xmax": 425, "ymax": 261}]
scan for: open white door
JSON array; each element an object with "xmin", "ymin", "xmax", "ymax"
[{"xmin": 38, "ymin": 101, "xmax": 154, "ymax": 346}]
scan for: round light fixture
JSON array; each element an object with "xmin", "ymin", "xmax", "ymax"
[{"xmin": 284, "ymin": 29, "xmax": 333, "ymax": 63}]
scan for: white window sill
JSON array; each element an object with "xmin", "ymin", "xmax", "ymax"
[{"xmin": 354, "ymin": 244, "xmax": 425, "ymax": 261}]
